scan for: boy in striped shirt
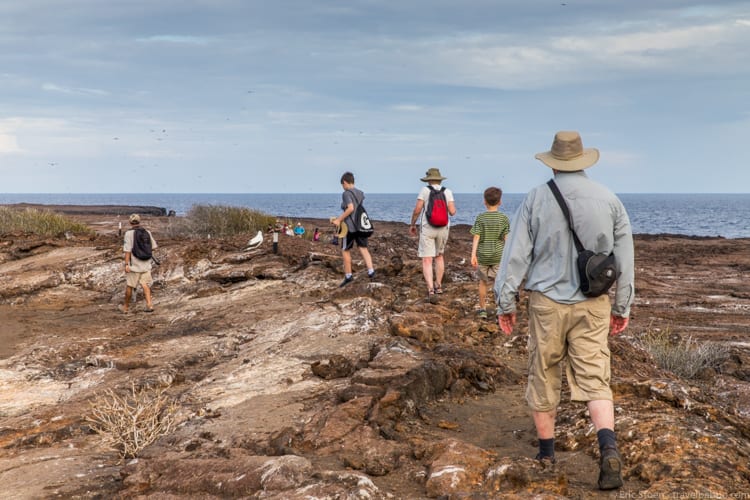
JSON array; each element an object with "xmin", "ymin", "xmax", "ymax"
[{"xmin": 470, "ymin": 187, "xmax": 510, "ymax": 319}]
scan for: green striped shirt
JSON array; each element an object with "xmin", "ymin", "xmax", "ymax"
[{"xmin": 470, "ymin": 211, "xmax": 510, "ymax": 266}]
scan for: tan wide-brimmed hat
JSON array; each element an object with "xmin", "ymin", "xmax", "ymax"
[
  {"xmin": 330, "ymin": 217, "xmax": 348, "ymax": 238},
  {"xmin": 420, "ymin": 168, "xmax": 447, "ymax": 182},
  {"xmin": 534, "ymin": 131, "xmax": 599, "ymax": 171}
]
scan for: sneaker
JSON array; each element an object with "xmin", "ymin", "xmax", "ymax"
[
  {"xmin": 368, "ymin": 270, "xmax": 376, "ymax": 279},
  {"xmin": 339, "ymin": 276, "xmax": 353, "ymax": 287},
  {"xmin": 598, "ymin": 446, "xmax": 623, "ymax": 490},
  {"xmin": 476, "ymin": 309, "xmax": 487, "ymax": 319}
]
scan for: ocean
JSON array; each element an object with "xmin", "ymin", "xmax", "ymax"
[{"xmin": 1, "ymin": 192, "xmax": 750, "ymax": 239}]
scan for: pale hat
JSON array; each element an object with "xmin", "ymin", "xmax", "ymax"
[
  {"xmin": 534, "ymin": 131, "xmax": 599, "ymax": 171},
  {"xmin": 329, "ymin": 217, "xmax": 348, "ymax": 238},
  {"xmin": 129, "ymin": 213, "xmax": 141, "ymax": 224},
  {"xmin": 420, "ymin": 168, "xmax": 447, "ymax": 182}
]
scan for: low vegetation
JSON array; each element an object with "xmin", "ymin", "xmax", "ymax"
[
  {"xmin": 164, "ymin": 204, "xmax": 275, "ymax": 238},
  {"xmin": 0, "ymin": 207, "xmax": 91, "ymax": 236},
  {"xmin": 638, "ymin": 328, "xmax": 731, "ymax": 379},
  {"xmin": 86, "ymin": 383, "xmax": 178, "ymax": 460}
]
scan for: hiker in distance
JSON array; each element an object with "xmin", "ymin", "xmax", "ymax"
[
  {"xmin": 330, "ymin": 171, "xmax": 375, "ymax": 287},
  {"xmin": 409, "ymin": 168, "xmax": 456, "ymax": 304},
  {"xmin": 122, "ymin": 213, "xmax": 158, "ymax": 313},
  {"xmin": 494, "ymin": 131, "xmax": 634, "ymax": 490}
]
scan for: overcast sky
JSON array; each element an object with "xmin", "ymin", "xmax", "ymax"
[{"xmin": 1, "ymin": 1, "xmax": 749, "ymax": 194}]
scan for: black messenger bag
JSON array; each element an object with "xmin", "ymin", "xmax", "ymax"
[{"xmin": 547, "ymin": 180, "xmax": 617, "ymax": 297}]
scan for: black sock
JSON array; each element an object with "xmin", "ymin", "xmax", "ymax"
[
  {"xmin": 539, "ymin": 438, "xmax": 555, "ymax": 458},
  {"xmin": 597, "ymin": 428, "xmax": 617, "ymax": 451}
]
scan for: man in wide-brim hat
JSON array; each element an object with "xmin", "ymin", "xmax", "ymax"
[
  {"xmin": 409, "ymin": 167, "xmax": 456, "ymax": 304},
  {"xmin": 494, "ymin": 130, "xmax": 635, "ymax": 491}
]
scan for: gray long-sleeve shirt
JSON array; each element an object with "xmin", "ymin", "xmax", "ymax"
[{"xmin": 494, "ymin": 171, "xmax": 635, "ymax": 317}]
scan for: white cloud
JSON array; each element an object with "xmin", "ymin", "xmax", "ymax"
[
  {"xmin": 136, "ymin": 35, "xmax": 213, "ymax": 45},
  {"xmin": 392, "ymin": 104, "xmax": 423, "ymax": 112},
  {"xmin": 42, "ymin": 83, "xmax": 109, "ymax": 96},
  {"xmin": 0, "ymin": 134, "xmax": 21, "ymax": 153}
]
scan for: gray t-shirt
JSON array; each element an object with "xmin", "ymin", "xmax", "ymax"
[{"xmin": 341, "ymin": 187, "xmax": 365, "ymax": 232}]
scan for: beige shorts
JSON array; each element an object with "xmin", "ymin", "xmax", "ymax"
[
  {"xmin": 477, "ymin": 264, "xmax": 498, "ymax": 282},
  {"xmin": 126, "ymin": 271, "xmax": 153, "ymax": 289},
  {"xmin": 525, "ymin": 291, "xmax": 612, "ymax": 412},
  {"xmin": 417, "ymin": 224, "xmax": 450, "ymax": 258}
]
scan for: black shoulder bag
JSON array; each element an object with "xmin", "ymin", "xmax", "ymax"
[{"xmin": 547, "ymin": 180, "xmax": 617, "ymax": 297}]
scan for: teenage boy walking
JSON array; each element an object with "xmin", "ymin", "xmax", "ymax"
[
  {"xmin": 331, "ymin": 171, "xmax": 375, "ymax": 287},
  {"xmin": 470, "ymin": 187, "xmax": 510, "ymax": 319}
]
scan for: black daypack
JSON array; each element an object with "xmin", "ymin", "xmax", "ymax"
[
  {"xmin": 131, "ymin": 227, "xmax": 153, "ymax": 261},
  {"xmin": 349, "ymin": 190, "xmax": 374, "ymax": 235},
  {"xmin": 354, "ymin": 202, "xmax": 374, "ymax": 235},
  {"xmin": 425, "ymin": 186, "xmax": 449, "ymax": 227}
]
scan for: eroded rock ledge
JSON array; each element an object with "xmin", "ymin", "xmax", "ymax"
[{"xmin": 1, "ymin": 217, "xmax": 749, "ymax": 498}]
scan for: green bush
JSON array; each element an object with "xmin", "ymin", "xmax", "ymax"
[
  {"xmin": 0, "ymin": 207, "xmax": 91, "ymax": 236},
  {"xmin": 637, "ymin": 328, "xmax": 730, "ymax": 379},
  {"xmin": 164, "ymin": 204, "xmax": 275, "ymax": 238}
]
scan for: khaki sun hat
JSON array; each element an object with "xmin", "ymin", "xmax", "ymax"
[
  {"xmin": 534, "ymin": 131, "xmax": 599, "ymax": 171},
  {"xmin": 330, "ymin": 217, "xmax": 348, "ymax": 238},
  {"xmin": 129, "ymin": 213, "xmax": 141, "ymax": 224},
  {"xmin": 420, "ymin": 168, "xmax": 447, "ymax": 182}
]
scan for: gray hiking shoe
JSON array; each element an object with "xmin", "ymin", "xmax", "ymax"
[{"xmin": 598, "ymin": 446, "xmax": 623, "ymax": 490}]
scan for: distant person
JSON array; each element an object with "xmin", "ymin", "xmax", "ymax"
[
  {"xmin": 330, "ymin": 171, "xmax": 375, "ymax": 287},
  {"xmin": 494, "ymin": 131, "xmax": 634, "ymax": 490},
  {"xmin": 294, "ymin": 222, "xmax": 306, "ymax": 237},
  {"xmin": 470, "ymin": 187, "xmax": 510, "ymax": 319},
  {"xmin": 313, "ymin": 227, "xmax": 321, "ymax": 241},
  {"xmin": 409, "ymin": 168, "xmax": 456, "ymax": 304},
  {"xmin": 122, "ymin": 213, "xmax": 158, "ymax": 313}
]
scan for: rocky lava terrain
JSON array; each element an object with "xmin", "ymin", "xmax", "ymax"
[{"xmin": 1, "ymin": 213, "xmax": 749, "ymax": 498}]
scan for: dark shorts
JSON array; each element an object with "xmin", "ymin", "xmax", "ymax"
[{"xmin": 342, "ymin": 231, "xmax": 370, "ymax": 251}]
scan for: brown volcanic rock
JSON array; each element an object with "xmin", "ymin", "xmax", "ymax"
[{"xmin": 1, "ymin": 212, "xmax": 750, "ymax": 497}]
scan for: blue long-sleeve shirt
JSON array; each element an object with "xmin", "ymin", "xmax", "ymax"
[{"xmin": 494, "ymin": 171, "xmax": 635, "ymax": 317}]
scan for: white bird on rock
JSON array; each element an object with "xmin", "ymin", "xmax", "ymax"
[{"xmin": 245, "ymin": 230, "xmax": 263, "ymax": 250}]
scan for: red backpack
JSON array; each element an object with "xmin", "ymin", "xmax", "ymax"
[{"xmin": 425, "ymin": 187, "xmax": 449, "ymax": 227}]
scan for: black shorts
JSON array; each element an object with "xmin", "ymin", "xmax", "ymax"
[{"xmin": 341, "ymin": 231, "xmax": 370, "ymax": 251}]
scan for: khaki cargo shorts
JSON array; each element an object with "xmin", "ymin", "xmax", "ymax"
[
  {"xmin": 525, "ymin": 291, "xmax": 612, "ymax": 412},
  {"xmin": 477, "ymin": 264, "xmax": 498, "ymax": 282},
  {"xmin": 126, "ymin": 271, "xmax": 153, "ymax": 289},
  {"xmin": 418, "ymin": 224, "xmax": 450, "ymax": 258}
]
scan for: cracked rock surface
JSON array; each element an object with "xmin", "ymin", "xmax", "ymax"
[{"xmin": 1, "ymin": 211, "xmax": 749, "ymax": 498}]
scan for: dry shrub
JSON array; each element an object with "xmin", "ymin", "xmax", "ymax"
[
  {"xmin": 0, "ymin": 207, "xmax": 91, "ymax": 236},
  {"xmin": 86, "ymin": 383, "xmax": 178, "ymax": 459},
  {"xmin": 637, "ymin": 328, "xmax": 731, "ymax": 379},
  {"xmin": 163, "ymin": 204, "xmax": 275, "ymax": 238}
]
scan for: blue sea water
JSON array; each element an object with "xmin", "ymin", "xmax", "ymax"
[{"xmin": 1, "ymin": 192, "xmax": 750, "ymax": 238}]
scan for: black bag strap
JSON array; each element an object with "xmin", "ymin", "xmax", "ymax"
[
  {"xmin": 547, "ymin": 179, "xmax": 585, "ymax": 253},
  {"xmin": 353, "ymin": 189, "xmax": 366, "ymax": 209}
]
